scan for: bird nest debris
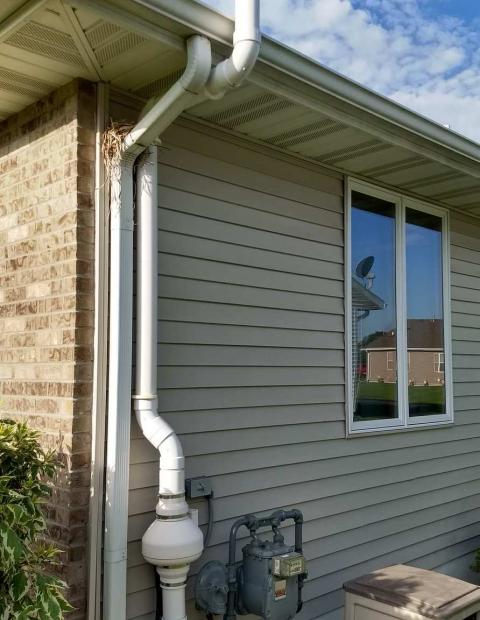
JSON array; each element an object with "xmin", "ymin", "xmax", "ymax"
[{"xmin": 102, "ymin": 121, "xmax": 135, "ymax": 181}]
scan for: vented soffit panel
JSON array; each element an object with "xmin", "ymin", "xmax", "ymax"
[
  {"xmin": 0, "ymin": 0, "xmax": 183, "ymax": 117},
  {"xmin": 182, "ymin": 83, "xmax": 480, "ymax": 214},
  {"xmin": 107, "ymin": 0, "xmax": 480, "ymax": 212},
  {"xmin": 0, "ymin": 0, "xmax": 478, "ymax": 214}
]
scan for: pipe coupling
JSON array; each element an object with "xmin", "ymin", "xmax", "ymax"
[
  {"xmin": 160, "ymin": 454, "xmax": 185, "ymax": 470},
  {"xmin": 133, "ymin": 395, "xmax": 158, "ymax": 409}
]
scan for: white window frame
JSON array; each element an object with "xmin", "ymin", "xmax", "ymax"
[
  {"xmin": 434, "ymin": 352, "xmax": 445, "ymax": 373},
  {"xmin": 345, "ymin": 178, "xmax": 453, "ymax": 435}
]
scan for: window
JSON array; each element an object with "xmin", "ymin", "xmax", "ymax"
[
  {"xmin": 434, "ymin": 352, "xmax": 445, "ymax": 374},
  {"xmin": 346, "ymin": 180, "xmax": 452, "ymax": 433}
]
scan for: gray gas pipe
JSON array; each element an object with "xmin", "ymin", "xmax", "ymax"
[{"xmin": 196, "ymin": 509, "xmax": 307, "ymax": 620}]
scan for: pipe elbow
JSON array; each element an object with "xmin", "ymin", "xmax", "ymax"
[
  {"xmin": 204, "ymin": 0, "xmax": 260, "ymax": 98},
  {"xmin": 204, "ymin": 39, "xmax": 260, "ymax": 98},
  {"xmin": 158, "ymin": 431, "xmax": 184, "ymax": 472},
  {"xmin": 179, "ymin": 35, "xmax": 212, "ymax": 95},
  {"xmin": 134, "ymin": 400, "xmax": 183, "ymax": 466}
]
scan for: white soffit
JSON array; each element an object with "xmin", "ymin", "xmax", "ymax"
[
  {"xmin": 0, "ymin": 0, "xmax": 479, "ymax": 214},
  {"xmin": 0, "ymin": 0, "xmax": 185, "ymax": 118},
  {"xmin": 186, "ymin": 84, "xmax": 480, "ymax": 213}
]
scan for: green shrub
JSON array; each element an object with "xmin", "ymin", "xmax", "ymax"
[{"xmin": 0, "ymin": 419, "xmax": 73, "ymax": 619}]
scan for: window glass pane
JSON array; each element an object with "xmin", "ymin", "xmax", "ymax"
[
  {"xmin": 406, "ymin": 208, "xmax": 446, "ymax": 416},
  {"xmin": 351, "ymin": 191, "xmax": 398, "ymax": 422}
]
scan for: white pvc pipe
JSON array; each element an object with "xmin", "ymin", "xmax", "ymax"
[
  {"xmin": 161, "ymin": 586, "xmax": 186, "ymax": 620},
  {"xmin": 204, "ymin": 0, "xmax": 260, "ymax": 98},
  {"xmin": 124, "ymin": 35, "xmax": 212, "ymax": 150},
  {"xmin": 103, "ymin": 3, "xmax": 261, "ymax": 617},
  {"xmin": 135, "ymin": 148, "xmax": 203, "ymax": 620},
  {"xmin": 133, "ymin": 0, "xmax": 261, "ymax": 516},
  {"xmin": 134, "ymin": 147, "xmax": 187, "ymax": 501},
  {"xmin": 103, "ymin": 35, "xmax": 212, "ymax": 620}
]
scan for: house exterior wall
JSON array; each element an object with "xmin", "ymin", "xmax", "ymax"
[
  {"xmin": 0, "ymin": 80, "xmax": 96, "ymax": 618},
  {"xmin": 366, "ymin": 349, "xmax": 445, "ymax": 385},
  {"xmin": 366, "ymin": 350, "xmax": 396, "ymax": 383},
  {"xmin": 125, "ymin": 118, "xmax": 480, "ymax": 620},
  {"xmin": 408, "ymin": 350, "xmax": 444, "ymax": 386}
]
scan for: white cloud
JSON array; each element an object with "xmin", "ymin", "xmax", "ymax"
[{"xmin": 201, "ymin": 0, "xmax": 480, "ymax": 143}]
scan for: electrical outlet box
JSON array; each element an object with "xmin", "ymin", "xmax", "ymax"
[{"xmin": 185, "ymin": 477, "xmax": 212, "ymax": 498}]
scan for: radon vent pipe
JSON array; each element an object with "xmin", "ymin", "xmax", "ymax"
[
  {"xmin": 204, "ymin": 0, "xmax": 261, "ymax": 98},
  {"xmin": 104, "ymin": 3, "xmax": 260, "ymax": 619},
  {"xmin": 135, "ymin": 146, "xmax": 204, "ymax": 620}
]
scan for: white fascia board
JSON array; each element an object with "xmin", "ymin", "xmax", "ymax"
[{"xmin": 129, "ymin": 0, "xmax": 480, "ymax": 175}]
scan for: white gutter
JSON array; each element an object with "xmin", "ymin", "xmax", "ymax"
[{"xmin": 104, "ymin": 3, "xmax": 260, "ymax": 619}]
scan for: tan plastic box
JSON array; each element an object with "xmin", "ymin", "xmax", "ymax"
[{"xmin": 344, "ymin": 565, "xmax": 480, "ymax": 620}]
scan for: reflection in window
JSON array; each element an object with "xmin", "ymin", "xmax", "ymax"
[
  {"xmin": 351, "ymin": 191, "xmax": 397, "ymax": 422},
  {"xmin": 406, "ymin": 208, "xmax": 445, "ymax": 417}
]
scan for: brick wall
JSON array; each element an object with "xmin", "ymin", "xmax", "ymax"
[{"xmin": 0, "ymin": 79, "xmax": 96, "ymax": 618}]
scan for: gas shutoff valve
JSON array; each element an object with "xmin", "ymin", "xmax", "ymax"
[{"xmin": 195, "ymin": 509, "xmax": 307, "ymax": 620}]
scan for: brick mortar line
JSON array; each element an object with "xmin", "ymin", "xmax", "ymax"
[
  {"xmin": 0, "ymin": 201, "xmax": 89, "ymax": 226},
  {"xmin": 0, "ymin": 284, "xmax": 94, "ymax": 302},
  {"xmin": 0, "ymin": 165, "xmax": 90, "ymax": 198},
  {"xmin": 1, "ymin": 243, "xmax": 94, "ymax": 266},
  {"xmin": 0, "ymin": 211, "xmax": 94, "ymax": 236},
  {"xmin": 0, "ymin": 119, "xmax": 78, "ymax": 157},
  {"xmin": 0, "ymin": 153, "xmax": 80, "ymax": 193}
]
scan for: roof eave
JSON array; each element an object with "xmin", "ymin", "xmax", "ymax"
[{"xmin": 129, "ymin": 0, "xmax": 480, "ymax": 171}]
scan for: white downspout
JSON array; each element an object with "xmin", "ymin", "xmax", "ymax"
[
  {"xmin": 104, "ymin": 147, "xmax": 139, "ymax": 620},
  {"xmin": 104, "ymin": 3, "xmax": 260, "ymax": 619}
]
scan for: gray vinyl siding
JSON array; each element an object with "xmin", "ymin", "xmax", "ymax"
[{"xmin": 126, "ymin": 120, "xmax": 480, "ymax": 620}]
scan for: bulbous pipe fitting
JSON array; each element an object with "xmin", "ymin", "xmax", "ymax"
[{"xmin": 142, "ymin": 515, "xmax": 204, "ymax": 568}]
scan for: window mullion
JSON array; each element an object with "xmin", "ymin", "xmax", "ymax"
[
  {"xmin": 396, "ymin": 199, "xmax": 408, "ymax": 427},
  {"xmin": 442, "ymin": 210, "xmax": 454, "ymax": 421}
]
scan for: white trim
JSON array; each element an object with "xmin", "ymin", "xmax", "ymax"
[
  {"xmin": 346, "ymin": 177, "xmax": 453, "ymax": 435},
  {"xmin": 347, "ymin": 178, "xmax": 403, "ymax": 433},
  {"xmin": 87, "ymin": 82, "xmax": 109, "ymax": 620},
  {"xmin": 434, "ymin": 351, "xmax": 445, "ymax": 373},
  {"xmin": 363, "ymin": 347, "xmax": 443, "ymax": 352},
  {"xmin": 396, "ymin": 192, "xmax": 408, "ymax": 429},
  {"xmin": 405, "ymin": 196, "xmax": 453, "ymax": 427},
  {"xmin": 344, "ymin": 177, "xmax": 354, "ymax": 436}
]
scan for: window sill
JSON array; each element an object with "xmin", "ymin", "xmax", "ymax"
[{"xmin": 346, "ymin": 419, "xmax": 454, "ymax": 438}]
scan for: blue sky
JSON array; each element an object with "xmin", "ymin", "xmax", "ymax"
[
  {"xmin": 352, "ymin": 207, "xmax": 443, "ymax": 337},
  {"xmin": 202, "ymin": 0, "xmax": 480, "ymax": 143}
]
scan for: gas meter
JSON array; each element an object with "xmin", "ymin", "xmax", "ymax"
[{"xmin": 195, "ymin": 509, "xmax": 307, "ymax": 620}]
